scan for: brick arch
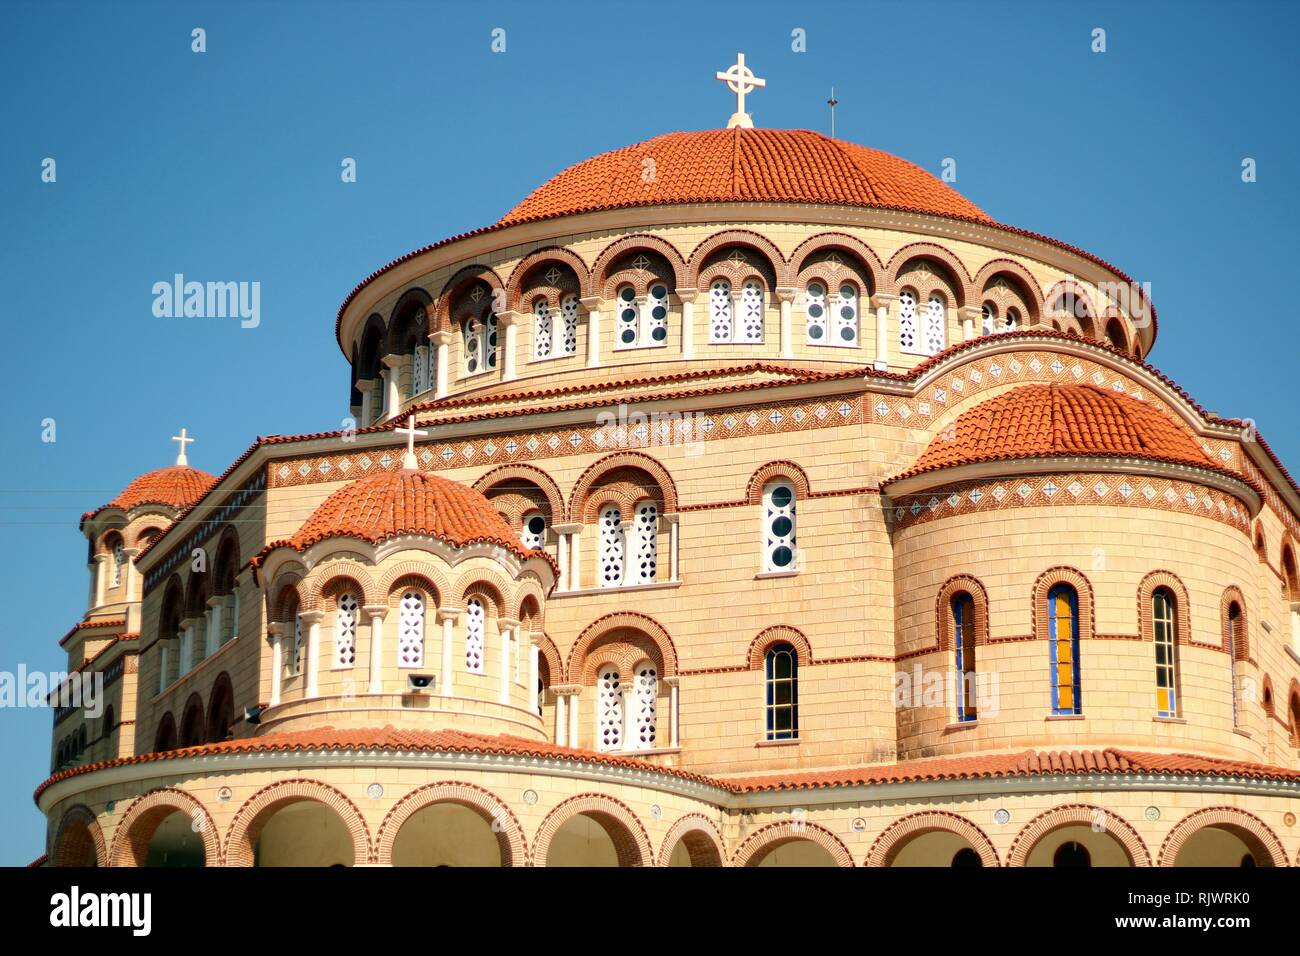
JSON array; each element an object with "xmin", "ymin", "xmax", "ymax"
[
  {"xmin": 536, "ymin": 631, "xmax": 564, "ymax": 683},
  {"xmin": 473, "ymin": 463, "xmax": 566, "ymax": 523},
  {"xmin": 789, "ymin": 232, "xmax": 885, "ymax": 291},
  {"xmin": 1158, "ymin": 806, "xmax": 1286, "ymax": 867},
  {"xmin": 1045, "ymin": 278, "xmax": 1099, "ymax": 319},
  {"xmin": 685, "ymin": 228, "xmax": 791, "ymax": 287},
  {"xmin": 454, "ymin": 571, "xmax": 512, "ymax": 616},
  {"xmin": 885, "ymin": 241, "xmax": 974, "ymax": 306},
  {"xmin": 746, "ymin": 625, "xmax": 813, "ymax": 670},
  {"xmin": 110, "ymin": 787, "xmax": 220, "ymax": 867},
  {"xmin": 1135, "ymin": 571, "xmax": 1191, "ymax": 647},
  {"xmin": 568, "ymin": 611, "xmax": 678, "ymax": 681},
  {"xmin": 972, "ymin": 258, "xmax": 1045, "ymax": 324},
  {"xmin": 1220, "ymin": 586, "xmax": 1249, "ymax": 660},
  {"xmin": 569, "ymin": 451, "xmax": 678, "ymax": 521},
  {"xmin": 52, "ymin": 804, "xmax": 107, "ymax": 867},
  {"xmin": 745, "ymin": 461, "xmax": 811, "ymax": 504},
  {"xmin": 96, "ymin": 527, "xmax": 125, "ymax": 557},
  {"xmin": 531, "ymin": 793, "xmax": 653, "ymax": 867},
  {"xmin": 506, "ymin": 576, "xmax": 547, "ymax": 622},
  {"xmin": 1281, "ymin": 538, "xmax": 1299, "ymax": 599},
  {"xmin": 434, "ymin": 263, "xmax": 507, "ymax": 333},
  {"xmin": 658, "ymin": 813, "xmax": 726, "ymax": 867},
  {"xmin": 384, "ymin": 287, "xmax": 433, "ymax": 355},
  {"xmin": 211, "ymin": 525, "xmax": 241, "ymax": 594},
  {"xmin": 936, "ymin": 574, "xmax": 990, "ymax": 652},
  {"xmin": 865, "ymin": 811, "xmax": 999, "ymax": 867},
  {"xmin": 730, "ymin": 820, "xmax": 854, "ymax": 868},
  {"xmin": 352, "ymin": 311, "xmax": 387, "ymax": 376},
  {"xmin": 133, "ymin": 524, "xmax": 165, "ymax": 549},
  {"xmin": 590, "ymin": 234, "xmax": 688, "ymax": 298},
  {"xmin": 504, "ymin": 246, "xmax": 591, "ymax": 309},
  {"xmin": 178, "ymin": 692, "xmax": 205, "ymax": 748},
  {"xmin": 204, "ymin": 671, "xmax": 235, "ymax": 743},
  {"xmin": 1007, "ymin": 804, "xmax": 1150, "ymax": 867},
  {"xmin": 378, "ymin": 561, "xmax": 451, "ymax": 608},
  {"xmin": 1253, "ymin": 522, "xmax": 1267, "ymax": 561},
  {"xmin": 303, "ymin": 562, "xmax": 379, "ymax": 611},
  {"xmin": 266, "ymin": 570, "xmax": 304, "ymax": 621},
  {"xmin": 224, "ymin": 778, "xmax": 370, "ymax": 866},
  {"xmin": 1288, "ymin": 679, "xmax": 1300, "ymax": 746},
  {"xmin": 376, "ymin": 781, "xmax": 526, "ymax": 866},
  {"xmin": 1032, "ymin": 566, "xmax": 1095, "ymax": 644}
]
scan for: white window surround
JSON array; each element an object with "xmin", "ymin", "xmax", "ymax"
[
  {"xmin": 465, "ymin": 597, "xmax": 485, "ymax": 674},
  {"xmin": 397, "ymin": 591, "xmax": 424, "ymax": 669},
  {"xmin": 334, "ymin": 593, "xmax": 358, "ymax": 669},
  {"xmin": 520, "ymin": 511, "xmax": 545, "ymax": 550},
  {"xmin": 762, "ymin": 480, "xmax": 798, "ymax": 573}
]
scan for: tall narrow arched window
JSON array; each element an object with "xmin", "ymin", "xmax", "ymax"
[
  {"xmin": 1004, "ymin": 307, "xmax": 1020, "ymax": 332},
  {"xmin": 765, "ymin": 642, "xmax": 799, "ymax": 740},
  {"xmin": 643, "ymin": 283, "xmax": 669, "ymax": 346},
  {"xmin": 520, "ymin": 511, "xmax": 545, "ymax": 550},
  {"xmin": 632, "ymin": 661, "xmax": 658, "ymax": 750},
  {"xmin": 464, "ymin": 597, "xmax": 485, "ymax": 674},
  {"xmin": 952, "ymin": 593, "xmax": 977, "ymax": 722},
  {"xmin": 615, "ymin": 285, "xmax": 638, "ymax": 348},
  {"xmin": 762, "ymin": 481, "xmax": 797, "ymax": 572},
  {"xmin": 1153, "ymin": 588, "xmax": 1179, "ymax": 717},
  {"xmin": 335, "ymin": 593, "xmax": 358, "ymax": 669},
  {"xmin": 833, "ymin": 283, "xmax": 859, "ymax": 345},
  {"xmin": 631, "ymin": 501, "xmax": 658, "ymax": 584},
  {"xmin": 112, "ymin": 542, "xmax": 124, "ymax": 586},
  {"xmin": 709, "ymin": 279, "xmax": 733, "ymax": 343},
  {"xmin": 739, "ymin": 279, "xmax": 764, "ymax": 342},
  {"xmin": 981, "ymin": 302, "xmax": 997, "ymax": 335},
  {"xmin": 599, "ymin": 505, "xmax": 625, "ymax": 587},
  {"xmin": 596, "ymin": 665, "xmax": 623, "ymax": 752},
  {"xmin": 923, "ymin": 293, "xmax": 947, "ymax": 355},
  {"xmin": 291, "ymin": 612, "xmax": 304, "ymax": 676},
  {"xmin": 397, "ymin": 590, "xmax": 424, "ymax": 668},
  {"xmin": 805, "ymin": 281, "xmax": 828, "ymax": 343},
  {"xmin": 1226, "ymin": 601, "xmax": 1243, "ymax": 725},
  {"xmin": 898, "ymin": 289, "xmax": 918, "ymax": 353},
  {"xmin": 462, "ymin": 313, "xmax": 497, "ymax": 374},
  {"xmin": 533, "ymin": 298, "xmax": 553, "ymax": 359},
  {"xmin": 1048, "ymin": 583, "xmax": 1081, "ymax": 715},
  {"xmin": 559, "ymin": 292, "xmax": 579, "ymax": 355}
]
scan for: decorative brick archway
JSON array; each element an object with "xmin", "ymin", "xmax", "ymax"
[
  {"xmin": 224, "ymin": 778, "xmax": 371, "ymax": 866},
  {"xmin": 109, "ymin": 787, "xmax": 220, "ymax": 867},
  {"xmin": 730, "ymin": 820, "xmax": 854, "ymax": 867},
  {"xmin": 657, "ymin": 813, "xmax": 725, "ymax": 867},
  {"xmin": 52, "ymin": 804, "xmax": 107, "ymax": 867},
  {"xmin": 1157, "ymin": 807, "xmax": 1286, "ymax": 867},
  {"xmin": 1007, "ymin": 804, "xmax": 1150, "ymax": 867},
  {"xmin": 865, "ymin": 811, "xmax": 999, "ymax": 867},
  {"xmin": 375, "ymin": 781, "xmax": 527, "ymax": 867},
  {"xmin": 531, "ymin": 793, "xmax": 653, "ymax": 867}
]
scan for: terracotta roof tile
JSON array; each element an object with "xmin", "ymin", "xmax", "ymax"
[{"xmin": 85, "ymin": 465, "xmax": 216, "ymax": 522}]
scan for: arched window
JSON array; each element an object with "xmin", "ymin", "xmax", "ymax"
[
  {"xmin": 533, "ymin": 298, "xmax": 553, "ymax": 359},
  {"xmin": 643, "ymin": 283, "xmax": 669, "ymax": 346},
  {"xmin": 397, "ymin": 590, "xmax": 424, "ymax": 668},
  {"xmin": 631, "ymin": 660, "xmax": 658, "ymax": 750},
  {"xmin": 739, "ymin": 279, "xmax": 764, "ymax": 342},
  {"xmin": 520, "ymin": 511, "xmax": 545, "ymax": 550},
  {"xmin": 1048, "ymin": 583, "xmax": 1081, "ymax": 715},
  {"xmin": 1226, "ymin": 601, "xmax": 1243, "ymax": 725},
  {"xmin": 953, "ymin": 593, "xmax": 977, "ymax": 722},
  {"xmin": 897, "ymin": 289, "xmax": 918, "ymax": 353},
  {"xmin": 1153, "ymin": 587, "xmax": 1179, "ymax": 717},
  {"xmin": 765, "ymin": 642, "xmax": 799, "ymax": 740},
  {"xmin": 597, "ymin": 665, "xmax": 623, "ymax": 752},
  {"xmin": 709, "ymin": 279, "xmax": 733, "ymax": 343},
  {"xmin": 462, "ymin": 313, "xmax": 497, "ymax": 375},
  {"xmin": 599, "ymin": 505, "xmax": 625, "ymax": 588},
  {"xmin": 615, "ymin": 285, "xmax": 638, "ymax": 348},
  {"xmin": 1054, "ymin": 842, "xmax": 1091, "ymax": 867},
  {"xmin": 833, "ymin": 283, "xmax": 859, "ymax": 345},
  {"xmin": 334, "ymin": 593, "xmax": 358, "ymax": 669},
  {"xmin": 805, "ymin": 281, "xmax": 828, "ymax": 343},
  {"xmin": 102, "ymin": 705, "xmax": 115, "ymax": 743},
  {"xmin": 1005, "ymin": 307, "xmax": 1021, "ymax": 331},
  {"xmin": 412, "ymin": 343, "xmax": 431, "ymax": 398},
  {"xmin": 762, "ymin": 481, "xmax": 797, "ymax": 572},
  {"xmin": 631, "ymin": 501, "xmax": 658, "ymax": 584},
  {"xmin": 807, "ymin": 282, "xmax": 859, "ymax": 346},
  {"xmin": 981, "ymin": 302, "xmax": 997, "ymax": 336},
  {"xmin": 559, "ymin": 293, "xmax": 580, "ymax": 354},
  {"xmin": 112, "ymin": 541, "xmax": 124, "ymax": 587},
  {"xmin": 923, "ymin": 292, "xmax": 947, "ymax": 355},
  {"xmin": 290, "ymin": 611, "xmax": 304, "ymax": 676},
  {"xmin": 464, "ymin": 596, "xmax": 485, "ymax": 674}
]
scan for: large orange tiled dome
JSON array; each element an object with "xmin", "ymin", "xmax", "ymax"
[
  {"xmin": 100, "ymin": 465, "xmax": 217, "ymax": 515},
  {"xmin": 894, "ymin": 384, "xmax": 1217, "ymax": 480},
  {"xmin": 498, "ymin": 128, "xmax": 992, "ymax": 227},
  {"xmin": 288, "ymin": 469, "xmax": 540, "ymax": 559}
]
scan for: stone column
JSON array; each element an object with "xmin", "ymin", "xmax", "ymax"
[
  {"xmin": 301, "ymin": 611, "xmax": 323, "ymax": 698},
  {"xmin": 776, "ymin": 287, "xmax": 798, "ymax": 359},
  {"xmin": 430, "ymin": 330, "xmax": 452, "ymax": 399},
  {"xmin": 179, "ymin": 618, "xmax": 196, "ymax": 675},
  {"xmin": 581, "ymin": 296, "xmax": 602, "ymax": 368},
  {"xmin": 568, "ymin": 524, "xmax": 583, "ymax": 591},
  {"xmin": 620, "ymin": 682, "xmax": 635, "ymax": 749},
  {"xmin": 960, "ymin": 305, "xmax": 982, "ymax": 341},
  {"xmin": 93, "ymin": 555, "xmax": 109, "ymax": 608},
  {"xmin": 568, "ymin": 686, "xmax": 580, "ymax": 746},
  {"xmin": 497, "ymin": 617, "xmax": 519, "ymax": 705},
  {"xmin": 267, "ymin": 624, "xmax": 284, "ymax": 707},
  {"xmin": 665, "ymin": 676, "xmax": 681, "ymax": 748},
  {"xmin": 872, "ymin": 292, "xmax": 895, "ymax": 371},
  {"xmin": 554, "ymin": 691, "xmax": 569, "ymax": 746},
  {"xmin": 364, "ymin": 605, "xmax": 387, "ymax": 694},
  {"xmin": 553, "ymin": 523, "xmax": 582, "ymax": 592},
  {"xmin": 664, "ymin": 513, "xmax": 680, "ymax": 582},
  {"xmin": 437, "ymin": 607, "xmax": 459, "ymax": 697},
  {"xmin": 497, "ymin": 310, "xmax": 522, "ymax": 382},
  {"xmin": 556, "ymin": 533, "xmax": 569, "ymax": 592},
  {"xmin": 158, "ymin": 644, "xmax": 170, "ymax": 695},
  {"xmin": 206, "ymin": 596, "xmax": 224, "ymax": 655},
  {"xmin": 381, "ymin": 355, "xmax": 403, "ymax": 418},
  {"xmin": 359, "ymin": 379, "xmax": 375, "ymax": 426},
  {"xmin": 676, "ymin": 288, "xmax": 698, "ymax": 359},
  {"xmin": 122, "ymin": 548, "xmax": 140, "ymax": 603},
  {"xmin": 528, "ymin": 637, "xmax": 541, "ymax": 713}
]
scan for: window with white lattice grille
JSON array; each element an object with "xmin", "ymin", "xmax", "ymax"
[
  {"xmin": 334, "ymin": 593, "xmax": 358, "ymax": 668},
  {"xmin": 923, "ymin": 293, "xmax": 946, "ymax": 355},
  {"xmin": 898, "ymin": 290, "xmax": 918, "ymax": 353},
  {"xmin": 290, "ymin": 614, "xmax": 303, "ymax": 675},
  {"xmin": 599, "ymin": 505, "xmax": 625, "ymax": 587},
  {"xmin": 465, "ymin": 597, "xmax": 485, "ymax": 674},
  {"xmin": 709, "ymin": 280, "xmax": 732, "ymax": 343},
  {"xmin": 462, "ymin": 314, "xmax": 497, "ymax": 375},
  {"xmin": 631, "ymin": 661, "xmax": 657, "ymax": 750},
  {"xmin": 560, "ymin": 293, "xmax": 579, "ymax": 354},
  {"xmin": 631, "ymin": 501, "xmax": 657, "ymax": 583},
  {"xmin": 597, "ymin": 665, "xmax": 623, "ymax": 752},
  {"xmin": 533, "ymin": 298, "xmax": 553, "ymax": 359},
  {"xmin": 763, "ymin": 481, "xmax": 797, "ymax": 572},
  {"xmin": 397, "ymin": 591, "xmax": 424, "ymax": 668},
  {"xmin": 642, "ymin": 284, "xmax": 669, "ymax": 347}
]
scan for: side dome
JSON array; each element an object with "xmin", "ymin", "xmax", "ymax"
[
  {"xmin": 497, "ymin": 128, "xmax": 992, "ymax": 227},
  {"xmin": 288, "ymin": 469, "xmax": 542, "ymax": 560},
  {"xmin": 98, "ymin": 465, "xmax": 217, "ymax": 515},
  {"xmin": 893, "ymin": 383, "xmax": 1218, "ymax": 481}
]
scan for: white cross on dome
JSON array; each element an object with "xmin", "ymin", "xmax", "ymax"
[{"xmin": 715, "ymin": 53, "xmax": 765, "ymax": 129}]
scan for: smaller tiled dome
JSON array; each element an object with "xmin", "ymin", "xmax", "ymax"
[
  {"xmin": 99, "ymin": 465, "xmax": 217, "ymax": 515},
  {"xmin": 289, "ymin": 469, "xmax": 540, "ymax": 559},
  {"xmin": 893, "ymin": 384, "xmax": 1217, "ymax": 481}
]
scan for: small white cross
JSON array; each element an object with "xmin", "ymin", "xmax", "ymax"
[
  {"xmin": 171, "ymin": 428, "xmax": 194, "ymax": 467},
  {"xmin": 715, "ymin": 53, "xmax": 766, "ymax": 129},
  {"xmin": 394, "ymin": 414, "xmax": 428, "ymax": 471}
]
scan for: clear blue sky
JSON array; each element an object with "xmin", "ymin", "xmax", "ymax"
[{"xmin": 0, "ymin": 0, "xmax": 1295, "ymax": 865}]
